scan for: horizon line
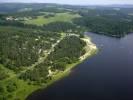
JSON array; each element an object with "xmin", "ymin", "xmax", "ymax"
[{"xmin": 0, "ymin": 2, "xmax": 133, "ymax": 6}]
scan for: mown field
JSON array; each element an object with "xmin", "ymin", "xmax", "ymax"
[{"xmin": 24, "ymin": 12, "xmax": 81, "ymax": 25}]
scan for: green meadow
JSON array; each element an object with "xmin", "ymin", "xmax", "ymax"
[{"xmin": 24, "ymin": 12, "xmax": 81, "ymax": 26}]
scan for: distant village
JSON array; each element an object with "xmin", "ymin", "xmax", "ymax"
[{"xmin": 6, "ymin": 16, "xmax": 29, "ymax": 21}]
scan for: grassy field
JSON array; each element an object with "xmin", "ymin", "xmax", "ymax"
[
  {"xmin": 24, "ymin": 12, "xmax": 81, "ymax": 25},
  {"xmin": 0, "ymin": 77, "xmax": 40, "ymax": 100}
]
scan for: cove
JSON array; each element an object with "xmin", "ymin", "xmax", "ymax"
[{"xmin": 27, "ymin": 32, "xmax": 133, "ymax": 100}]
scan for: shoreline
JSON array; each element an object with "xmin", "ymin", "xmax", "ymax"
[
  {"xmin": 44, "ymin": 35, "xmax": 98, "ymax": 89},
  {"xmin": 26, "ymin": 35, "xmax": 98, "ymax": 100},
  {"xmin": 0, "ymin": 35, "xmax": 97, "ymax": 100}
]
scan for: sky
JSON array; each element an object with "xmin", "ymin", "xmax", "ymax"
[{"xmin": 0, "ymin": 0, "xmax": 133, "ymax": 5}]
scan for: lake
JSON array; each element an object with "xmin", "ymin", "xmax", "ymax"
[{"xmin": 27, "ymin": 32, "xmax": 133, "ymax": 100}]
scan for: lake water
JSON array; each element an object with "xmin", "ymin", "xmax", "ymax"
[{"xmin": 27, "ymin": 32, "xmax": 133, "ymax": 100}]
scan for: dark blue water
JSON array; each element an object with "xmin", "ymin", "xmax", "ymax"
[{"xmin": 28, "ymin": 33, "xmax": 133, "ymax": 100}]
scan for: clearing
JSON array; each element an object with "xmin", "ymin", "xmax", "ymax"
[{"xmin": 24, "ymin": 12, "xmax": 81, "ymax": 25}]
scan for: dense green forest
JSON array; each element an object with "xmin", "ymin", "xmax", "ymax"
[
  {"xmin": 0, "ymin": 3, "xmax": 133, "ymax": 100},
  {"xmin": 47, "ymin": 35, "xmax": 86, "ymax": 71},
  {"xmin": 73, "ymin": 9, "xmax": 133, "ymax": 37},
  {"xmin": 0, "ymin": 26, "xmax": 60, "ymax": 70},
  {"xmin": 0, "ymin": 26, "xmax": 88, "ymax": 100},
  {"xmin": 19, "ymin": 36, "xmax": 86, "ymax": 83}
]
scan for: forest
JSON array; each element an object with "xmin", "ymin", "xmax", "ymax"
[
  {"xmin": 0, "ymin": 4, "xmax": 91, "ymax": 100},
  {"xmin": 19, "ymin": 36, "xmax": 86, "ymax": 83},
  {"xmin": 73, "ymin": 9, "xmax": 133, "ymax": 37},
  {"xmin": 0, "ymin": 3, "xmax": 133, "ymax": 100},
  {"xmin": 0, "ymin": 26, "xmax": 60, "ymax": 70}
]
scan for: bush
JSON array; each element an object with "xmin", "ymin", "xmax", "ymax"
[
  {"xmin": 6, "ymin": 82, "xmax": 17, "ymax": 92},
  {"xmin": 0, "ymin": 86, "xmax": 5, "ymax": 93}
]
